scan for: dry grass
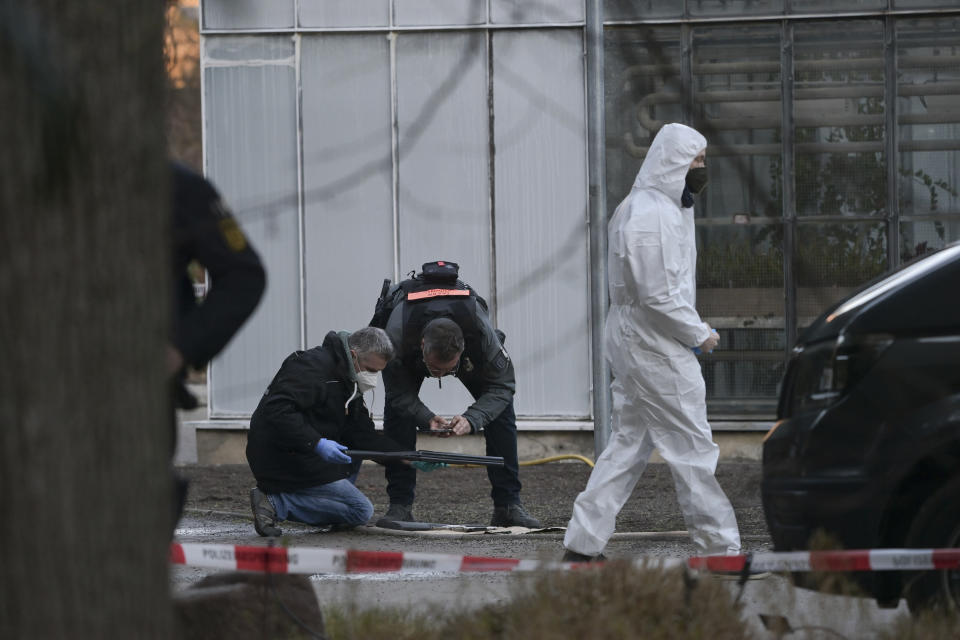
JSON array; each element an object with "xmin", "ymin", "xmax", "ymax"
[
  {"xmin": 880, "ymin": 608, "xmax": 960, "ymax": 639},
  {"xmin": 320, "ymin": 560, "xmax": 960, "ymax": 639},
  {"xmin": 323, "ymin": 606, "xmax": 441, "ymax": 640},
  {"xmin": 323, "ymin": 561, "xmax": 754, "ymax": 640}
]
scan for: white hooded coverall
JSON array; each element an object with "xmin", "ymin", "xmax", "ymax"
[{"xmin": 564, "ymin": 123, "xmax": 741, "ymax": 556}]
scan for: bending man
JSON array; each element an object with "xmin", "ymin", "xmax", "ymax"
[{"xmin": 375, "ymin": 263, "xmax": 541, "ymax": 528}]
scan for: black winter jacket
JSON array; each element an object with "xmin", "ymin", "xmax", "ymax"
[
  {"xmin": 171, "ymin": 163, "xmax": 265, "ymax": 409},
  {"xmin": 383, "ymin": 297, "xmax": 515, "ymax": 433},
  {"xmin": 246, "ymin": 331, "xmax": 405, "ymax": 494},
  {"xmin": 172, "ymin": 162, "xmax": 265, "ymax": 369}
]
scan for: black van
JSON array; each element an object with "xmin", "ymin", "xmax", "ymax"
[{"xmin": 762, "ymin": 242, "xmax": 960, "ymax": 611}]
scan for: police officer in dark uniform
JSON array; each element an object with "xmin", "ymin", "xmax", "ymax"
[
  {"xmin": 168, "ymin": 162, "xmax": 265, "ymax": 403},
  {"xmin": 373, "ymin": 261, "xmax": 541, "ymax": 528},
  {"xmin": 169, "ymin": 162, "xmax": 265, "ymax": 521}
]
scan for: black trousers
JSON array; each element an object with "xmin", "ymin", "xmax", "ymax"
[{"xmin": 383, "ymin": 389, "xmax": 522, "ymax": 508}]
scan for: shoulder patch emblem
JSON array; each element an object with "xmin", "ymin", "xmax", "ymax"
[
  {"xmin": 218, "ymin": 216, "xmax": 248, "ymax": 252},
  {"xmin": 492, "ymin": 347, "xmax": 509, "ymax": 371}
]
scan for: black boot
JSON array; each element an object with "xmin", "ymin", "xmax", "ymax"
[
  {"xmin": 562, "ymin": 549, "xmax": 607, "ymax": 563},
  {"xmin": 490, "ymin": 503, "xmax": 542, "ymax": 528},
  {"xmin": 376, "ymin": 503, "xmax": 414, "ymax": 528},
  {"xmin": 250, "ymin": 487, "xmax": 282, "ymax": 537}
]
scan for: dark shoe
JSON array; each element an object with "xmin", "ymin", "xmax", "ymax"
[
  {"xmin": 376, "ymin": 503, "xmax": 414, "ymax": 528},
  {"xmin": 250, "ymin": 488, "xmax": 282, "ymax": 537},
  {"xmin": 562, "ymin": 549, "xmax": 607, "ymax": 563},
  {"xmin": 490, "ymin": 503, "xmax": 542, "ymax": 528}
]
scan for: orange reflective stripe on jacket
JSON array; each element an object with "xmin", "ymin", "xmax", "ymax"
[{"xmin": 407, "ymin": 288, "xmax": 471, "ymax": 301}]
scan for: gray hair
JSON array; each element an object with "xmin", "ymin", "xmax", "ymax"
[
  {"xmin": 348, "ymin": 327, "xmax": 395, "ymax": 360},
  {"xmin": 422, "ymin": 318, "xmax": 464, "ymax": 360}
]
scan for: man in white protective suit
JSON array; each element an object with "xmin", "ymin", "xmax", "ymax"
[{"xmin": 563, "ymin": 123, "xmax": 741, "ymax": 562}]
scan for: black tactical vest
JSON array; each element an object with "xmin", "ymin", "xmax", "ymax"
[{"xmin": 369, "ymin": 263, "xmax": 490, "ymax": 366}]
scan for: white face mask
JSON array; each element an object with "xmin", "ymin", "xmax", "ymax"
[{"xmin": 356, "ymin": 370, "xmax": 379, "ymax": 393}]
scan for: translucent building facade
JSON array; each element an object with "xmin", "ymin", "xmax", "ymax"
[{"xmin": 200, "ymin": 1, "xmax": 960, "ymax": 429}]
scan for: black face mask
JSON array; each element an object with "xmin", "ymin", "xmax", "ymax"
[{"xmin": 685, "ymin": 167, "xmax": 709, "ymax": 195}]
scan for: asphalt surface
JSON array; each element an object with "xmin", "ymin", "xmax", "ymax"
[{"xmin": 179, "ymin": 459, "xmax": 769, "ymax": 538}]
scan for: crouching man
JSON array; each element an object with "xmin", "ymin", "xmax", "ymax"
[{"xmin": 245, "ymin": 327, "xmax": 410, "ymax": 536}]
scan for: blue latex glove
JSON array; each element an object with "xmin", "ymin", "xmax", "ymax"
[
  {"xmin": 693, "ymin": 329, "xmax": 720, "ymax": 355},
  {"xmin": 410, "ymin": 461, "xmax": 448, "ymax": 472},
  {"xmin": 314, "ymin": 438, "xmax": 352, "ymax": 464}
]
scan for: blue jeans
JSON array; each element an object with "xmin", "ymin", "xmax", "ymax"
[{"xmin": 267, "ymin": 479, "xmax": 374, "ymax": 527}]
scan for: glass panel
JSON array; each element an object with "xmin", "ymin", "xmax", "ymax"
[
  {"xmin": 697, "ymin": 224, "xmax": 784, "ymax": 416},
  {"xmin": 794, "ymin": 222, "xmax": 888, "ymax": 323},
  {"xmin": 692, "ymin": 24, "xmax": 782, "ymax": 220},
  {"xmin": 396, "ymin": 32, "xmax": 490, "ymax": 416},
  {"xmin": 301, "ymin": 35, "xmax": 393, "ymax": 350},
  {"xmin": 204, "ymin": 37, "xmax": 300, "ymax": 415},
  {"xmin": 493, "ymin": 30, "xmax": 589, "ymax": 418},
  {"xmin": 203, "ymin": 0, "xmax": 294, "ymax": 30},
  {"xmin": 893, "ymin": 0, "xmax": 959, "ymax": 8},
  {"xmin": 900, "ymin": 221, "xmax": 960, "ymax": 262},
  {"xmin": 298, "ymin": 0, "xmax": 388, "ymax": 27},
  {"xmin": 703, "ymin": 329, "xmax": 785, "ymax": 417},
  {"xmin": 689, "ymin": 0, "xmax": 784, "ymax": 17},
  {"xmin": 395, "ymin": 0, "xmax": 485, "ymax": 26},
  {"xmin": 203, "ymin": 36, "xmax": 294, "ymax": 62},
  {"xmin": 690, "ymin": 25, "xmax": 784, "ymax": 417},
  {"xmin": 604, "ymin": 0, "xmax": 681, "ymax": 21},
  {"xmin": 603, "ymin": 26, "xmax": 682, "ymax": 208},
  {"xmin": 794, "ymin": 21, "xmax": 886, "ymax": 217},
  {"xmin": 790, "ymin": 0, "xmax": 885, "ymax": 11},
  {"xmin": 492, "ymin": 0, "xmax": 583, "ymax": 23},
  {"xmin": 897, "ymin": 17, "xmax": 960, "ymax": 248}
]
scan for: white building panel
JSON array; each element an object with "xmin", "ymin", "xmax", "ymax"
[
  {"xmin": 298, "ymin": 0, "xmax": 389, "ymax": 29},
  {"xmin": 204, "ymin": 0, "xmax": 294, "ymax": 30},
  {"xmin": 395, "ymin": 31, "xmax": 492, "ymax": 416},
  {"xmin": 394, "ymin": 0, "xmax": 485, "ymax": 27},
  {"xmin": 204, "ymin": 37, "xmax": 301, "ymax": 416},
  {"xmin": 493, "ymin": 30, "xmax": 590, "ymax": 417},
  {"xmin": 301, "ymin": 35, "xmax": 394, "ymax": 343},
  {"xmin": 490, "ymin": 0, "xmax": 584, "ymax": 24}
]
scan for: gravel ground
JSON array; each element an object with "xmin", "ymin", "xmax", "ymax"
[{"xmin": 180, "ymin": 459, "xmax": 769, "ymax": 538}]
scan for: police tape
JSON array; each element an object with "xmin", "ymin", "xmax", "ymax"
[
  {"xmin": 688, "ymin": 548, "xmax": 960, "ymax": 573},
  {"xmin": 169, "ymin": 542, "xmax": 960, "ymax": 575}
]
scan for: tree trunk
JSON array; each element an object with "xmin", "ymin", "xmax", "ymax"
[{"xmin": 0, "ymin": 4, "xmax": 173, "ymax": 637}]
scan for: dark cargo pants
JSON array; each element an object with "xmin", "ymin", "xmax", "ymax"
[{"xmin": 383, "ymin": 393, "xmax": 522, "ymax": 508}]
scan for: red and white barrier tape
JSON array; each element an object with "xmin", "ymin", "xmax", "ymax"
[
  {"xmin": 689, "ymin": 548, "xmax": 960, "ymax": 573},
  {"xmin": 169, "ymin": 542, "xmax": 960, "ymax": 575},
  {"xmin": 170, "ymin": 543, "xmax": 541, "ymax": 575}
]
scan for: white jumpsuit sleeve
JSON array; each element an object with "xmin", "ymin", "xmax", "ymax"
[{"xmin": 624, "ymin": 224, "xmax": 712, "ymax": 348}]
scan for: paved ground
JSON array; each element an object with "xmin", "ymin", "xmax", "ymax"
[{"xmin": 179, "ymin": 459, "xmax": 768, "ymax": 536}]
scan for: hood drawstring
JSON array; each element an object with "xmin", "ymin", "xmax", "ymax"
[{"xmin": 344, "ymin": 382, "xmax": 359, "ymax": 414}]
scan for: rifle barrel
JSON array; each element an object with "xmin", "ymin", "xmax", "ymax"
[{"xmin": 345, "ymin": 449, "xmax": 505, "ymax": 467}]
